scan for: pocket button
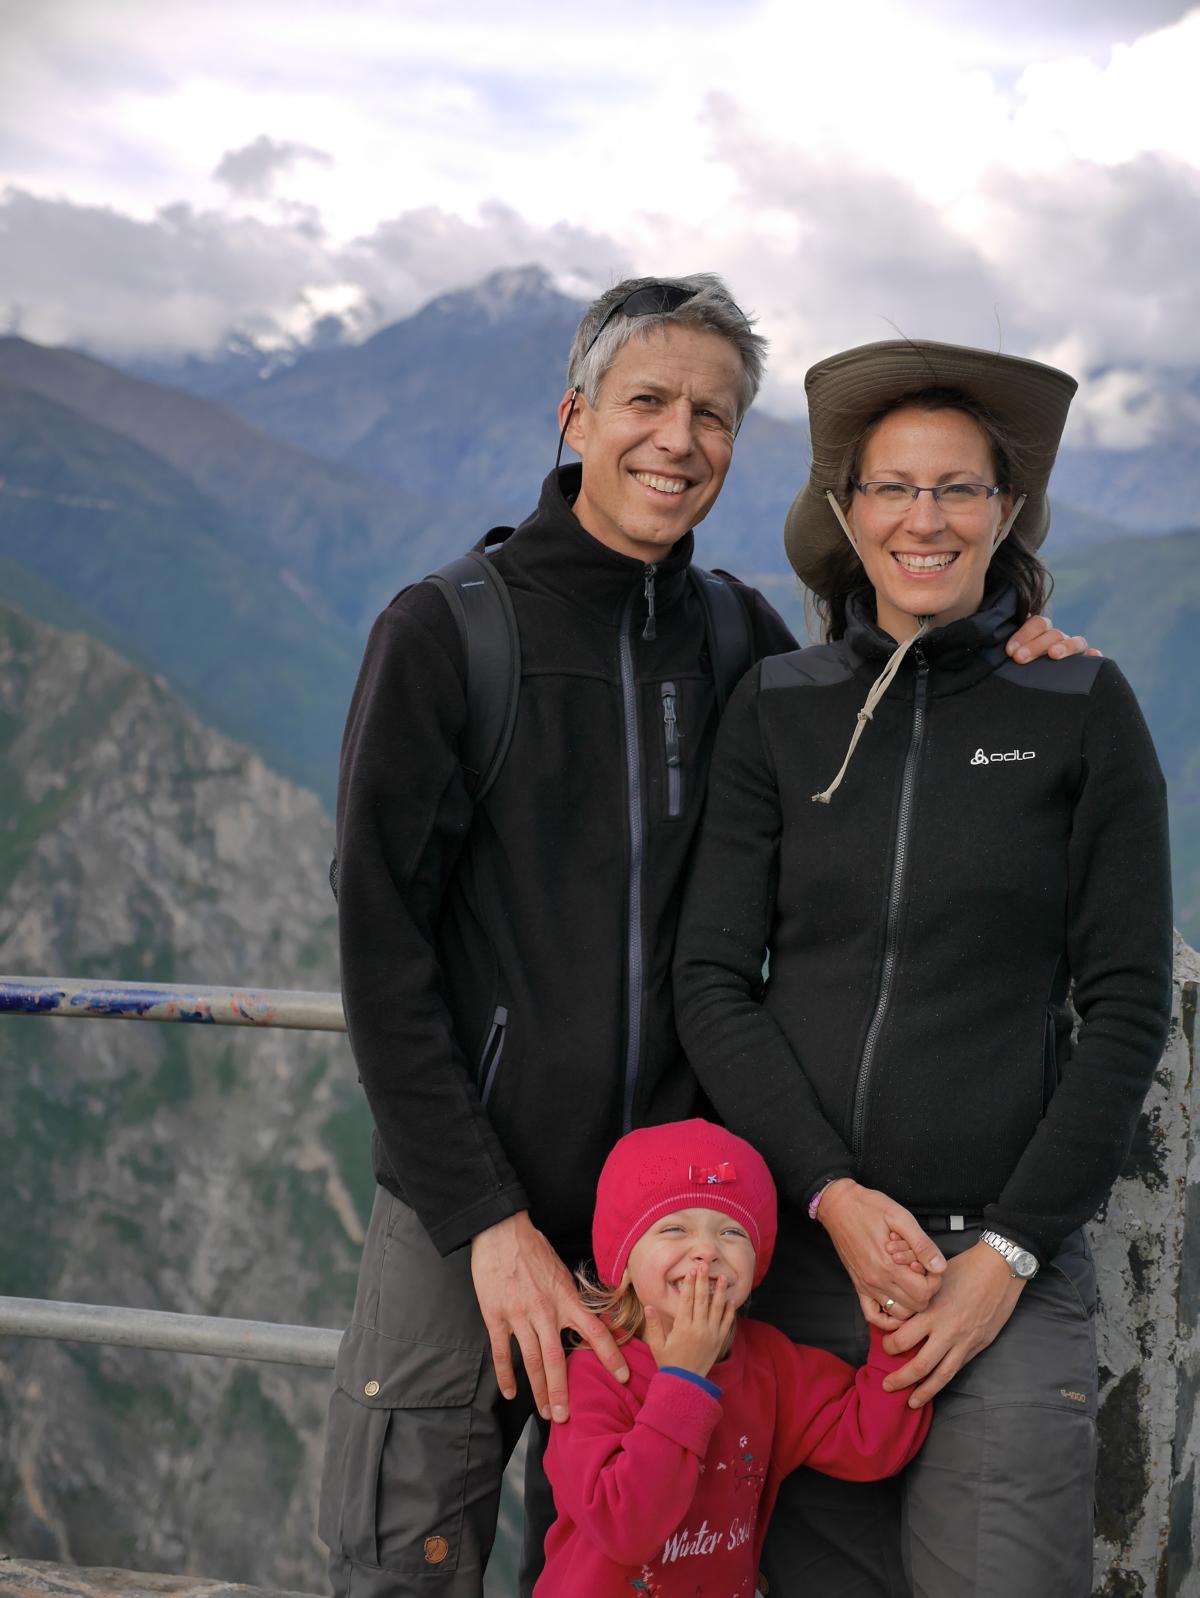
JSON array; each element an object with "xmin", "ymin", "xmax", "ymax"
[{"xmin": 364, "ymin": 1379, "xmax": 380, "ymax": 1397}]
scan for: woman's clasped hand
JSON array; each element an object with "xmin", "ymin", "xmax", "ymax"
[{"xmin": 815, "ymin": 1178, "xmax": 946, "ymax": 1329}]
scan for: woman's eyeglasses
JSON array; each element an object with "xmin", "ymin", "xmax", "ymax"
[{"xmin": 856, "ymin": 481, "xmax": 1002, "ymax": 514}]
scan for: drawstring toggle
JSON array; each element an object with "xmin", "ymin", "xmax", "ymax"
[{"xmin": 642, "ymin": 565, "xmax": 658, "ymax": 641}]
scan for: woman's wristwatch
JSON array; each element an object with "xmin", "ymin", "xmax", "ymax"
[{"xmin": 980, "ymin": 1229, "xmax": 1040, "ymax": 1279}]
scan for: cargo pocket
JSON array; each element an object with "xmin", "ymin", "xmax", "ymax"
[
  {"xmin": 1045, "ymin": 1229, "xmax": 1096, "ymax": 1314},
  {"xmin": 319, "ymin": 1320, "xmax": 485, "ymax": 1576}
]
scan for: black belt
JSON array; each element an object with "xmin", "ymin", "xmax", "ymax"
[{"xmin": 911, "ymin": 1211, "xmax": 986, "ymax": 1233}]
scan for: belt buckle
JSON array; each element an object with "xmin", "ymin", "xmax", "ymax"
[{"xmin": 949, "ymin": 1213, "xmax": 965, "ymax": 1231}]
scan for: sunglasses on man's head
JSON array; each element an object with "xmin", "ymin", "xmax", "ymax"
[{"xmin": 577, "ymin": 283, "xmax": 747, "ymax": 366}]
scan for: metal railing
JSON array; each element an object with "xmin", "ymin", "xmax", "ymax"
[
  {"xmin": 0, "ymin": 974, "xmax": 348, "ymax": 1368},
  {"xmin": 1, "ymin": 1296, "xmax": 341, "ymax": 1367},
  {"xmin": 0, "ymin": 974, "xmax": 345, "ymax": 1031}
]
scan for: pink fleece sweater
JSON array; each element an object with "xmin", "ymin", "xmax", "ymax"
[{"xmin": 536, "ymin": 1320, "xmax": 929, "ymax": 1597}]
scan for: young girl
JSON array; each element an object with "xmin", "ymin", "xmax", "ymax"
[{"xmin": 536, "ymin": 1119, "xmax": 931, "ymax": 1596}]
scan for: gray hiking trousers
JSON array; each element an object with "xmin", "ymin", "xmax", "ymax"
[
  {"xmin": 752, "ymin": 1216, "xmax": 1098, "ymax": 1598},
  {"xmin": 319, "ymin": 1189, "xmax": 555, "ymax": 1597}
]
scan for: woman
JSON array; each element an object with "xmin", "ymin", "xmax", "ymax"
[{"xmin": 672, "ymin": 338, "xmax": 1174, "ymax": 1598}]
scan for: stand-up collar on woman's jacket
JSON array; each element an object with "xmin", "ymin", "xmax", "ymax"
[{"xmin": 842, "ymin": 581, "xmax": 1023, "ymax": 694}]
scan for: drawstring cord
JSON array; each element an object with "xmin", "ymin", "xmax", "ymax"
[
  {"xmin": 811, "ymin": 491, "xmax": 925, "ymax": 805},
  {"xmin": 811, "ymin": 618, "xmax": 929, "ymax": 803}
]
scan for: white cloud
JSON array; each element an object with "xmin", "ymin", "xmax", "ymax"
[
  {"xmin": 1013, "ymin": 11, "xmax": 1200, "ymax": 167},
  {"xmin": 0, "ymin": 187, "xmax": 628, "ymax": 359},
  {"xmin": 0, "ymin": 189, "xmax": 340, "ymax": 356},
  {"xmin": 346, "ymin": 202, "xmax": 627, "ymax": 315},
  {"xmin": 213, "ymin": 136, "xmax": 332, "ymax": 198},
  {"xmin": 1066, "ymin": 366, "xmax": 1176, "ymax": 450},
  {"xmin": 0, "ymin": 0, "xmax": 1198, "ymax": 443}
]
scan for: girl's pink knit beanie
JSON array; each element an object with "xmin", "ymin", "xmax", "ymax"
[{"xmin": 592, "ymin": 1119, "xmax": 778, "ymax": 1288}]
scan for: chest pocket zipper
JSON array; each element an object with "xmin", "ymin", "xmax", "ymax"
[
  {"xmin": 661, "ymin": 682, "xmax": 684, "ymax": 820},
  {"xmin": 477, "ymin": 1006, "xmax": 508, "ymax": 1104}
]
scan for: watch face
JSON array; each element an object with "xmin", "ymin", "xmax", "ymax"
[{"xmin": 982, "ymin": 1230, "xmax": 1040, "ymax": 1278}]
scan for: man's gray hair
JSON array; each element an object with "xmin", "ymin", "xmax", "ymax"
[{"xmin": 566, "ymin": 274, "xmax": 768, "ymax": 425}]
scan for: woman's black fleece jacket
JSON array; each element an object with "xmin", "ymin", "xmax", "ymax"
[
  {"xmin": 335, "ymin": 466, "xmax": 795, "ymax": 1266},
  {"xmin": 673, "ymin": 585, "xmax": 1173, "ymax": 1264}
]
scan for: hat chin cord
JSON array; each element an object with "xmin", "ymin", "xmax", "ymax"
[
  {"xmin": 810, "ymin": 490, "xmax": 1028, "ymax": 804},
  {"xmin": 996, "ymin": 493, "xmax": 1027, "ymax": 542},
  {"xmin": 808, "ymin": 491, "xmax": 926, "ymax": 803},
  {"xmin": 808, "ymin": 482, "xmax": 1022, "ymax": 811}
]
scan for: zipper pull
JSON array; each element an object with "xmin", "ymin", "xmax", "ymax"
[
  {"xmin": 642, "ymin": 564, "xmax": 658, "ymax": 641},
  {"xmin": 661, "ymin": 682, "xmax": 680, "ymax": 766}
]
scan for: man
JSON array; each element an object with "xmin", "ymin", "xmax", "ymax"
[{"xmin": 318, "ymin": 275, "xmax": 1088, "ymax": 1598}]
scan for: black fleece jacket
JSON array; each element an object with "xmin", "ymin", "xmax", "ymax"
[
  {"xmin": 335, "ymin": 466, "xmax": 796, "ymax": 1264},
  {"xmin": 673, "ymin": 585, "xmax": 1173, "ymax": 1263}
]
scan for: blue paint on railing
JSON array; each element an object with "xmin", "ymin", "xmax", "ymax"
[
  {"xmin": 0, "ymin": 976, "xmax": 346, "ymax": 1031},
  {"xmin": 67, "ymin": 989, "xmax": 215, "ymax": 1022},
  {"xmin": 0, "ymin": 987, "xmax": 66, "ymax": 1015}
]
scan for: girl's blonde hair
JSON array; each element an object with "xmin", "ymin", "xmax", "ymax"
[
  {"xmin": 571, "ymin": 1265, "xmax": 646, "ymax": 1347},
  {"xmin": 570, "ymin": 1261, "xmax": 741, "ymax": 1360}
]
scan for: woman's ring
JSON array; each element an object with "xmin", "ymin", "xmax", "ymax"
[{"xmin": 883, "ymin": 1298, "xmax": 896, "ymax": 1312}]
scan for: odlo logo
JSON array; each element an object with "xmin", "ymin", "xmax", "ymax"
[{"xmin": 971, "ymin": 748, "xmax": 1035, "ymax": 766}]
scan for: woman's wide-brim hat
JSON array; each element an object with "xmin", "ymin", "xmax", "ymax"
[{"xmin": 784, "ymin": 339, "xmax": 1079, "ymax": 595}]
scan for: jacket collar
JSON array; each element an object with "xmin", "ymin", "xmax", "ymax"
[
  {"xmin": 842, "ymin": 582, "xmax": 1020, "ymax": 693},
  {"xmin": 499, "ymin": 465, "xmax": 696, "ymax": 631}
]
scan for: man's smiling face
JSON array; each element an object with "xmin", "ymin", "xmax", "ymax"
[{"xmin": 560, "ymin": 322, "xmax": 744, "ymax": 565}]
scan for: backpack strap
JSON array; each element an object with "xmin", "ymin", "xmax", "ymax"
[
  {"xmin": 689, "ymin": 566, "xmax": 754, "ymax": 712},
  {"xmin": 426, "ymin": 541, "xmax": 521, "ymax": 802},
  {"xmin": 473, "ymin": 524, "xmax": 515, "ymax": 555},
  {"xmin": 330, "ymin": 534, "xmax": 521, "ymax": 901}
]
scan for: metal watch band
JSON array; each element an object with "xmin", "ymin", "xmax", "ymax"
[{"xmin": 981, "ymin": 1228, "xmax": 1039, "ymax": 1278}]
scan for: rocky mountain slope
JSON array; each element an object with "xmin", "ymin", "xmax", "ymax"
[{"xmin": 0, "ymin": 602, "xmax": 365, "ymax": 1591}]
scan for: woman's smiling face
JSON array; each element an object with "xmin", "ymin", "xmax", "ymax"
[{"xmin": 847, "ymin": 405, "xmax": 1013, "ymax": 641}]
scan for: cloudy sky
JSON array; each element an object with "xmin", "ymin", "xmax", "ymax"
[{"xmin": 1, "ymin": 0, "xmax": 1198, "ymax": 440}]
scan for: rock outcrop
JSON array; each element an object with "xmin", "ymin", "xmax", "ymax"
[{"xmin": 0, "ymin": 603, "xmax": 364, "ymax": 1591}]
